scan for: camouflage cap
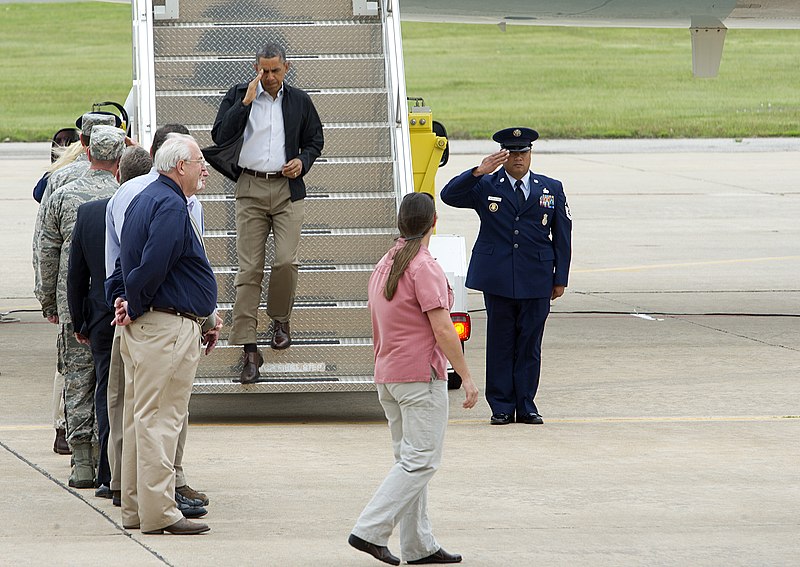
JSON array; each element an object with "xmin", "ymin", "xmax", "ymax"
[
  {"xmin": 77, "ymin": 112, "xmax": 117, "ymax": 138},
  {"xmin": 89, "ymin": 125, "xmax": 126, "ymax": 161}
]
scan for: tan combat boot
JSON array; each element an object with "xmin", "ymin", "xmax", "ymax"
[{"xmin": 68, "ymin": 444, "xmax": 95, "ymax": 488}]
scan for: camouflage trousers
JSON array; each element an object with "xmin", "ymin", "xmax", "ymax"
[{"xmin": 58, "ymin": 323, "xmax": 97, "ymax": 447}]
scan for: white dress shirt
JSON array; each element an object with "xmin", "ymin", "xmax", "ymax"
[{"xmin": 237, "ymin": 81, "xmax": 286, "ymax": 172}]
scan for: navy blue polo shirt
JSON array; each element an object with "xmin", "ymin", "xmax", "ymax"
[{"xmin": 116, "ymin": 174, "xmax": 217, "ymax": 320}]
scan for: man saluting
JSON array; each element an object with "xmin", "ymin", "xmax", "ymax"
[{"xmin": 441, "ymin": 127, "xmax": 572, "ymax": 426}]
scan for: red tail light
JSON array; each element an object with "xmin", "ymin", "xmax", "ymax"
[{"xmin": 450, "ymin": 312, "xmax": 471, "ymax": 341}]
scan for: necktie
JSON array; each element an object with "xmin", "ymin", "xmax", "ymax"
[{"xmin": 515, "ymin": 179, "xmax": 525, "ymax": 208}]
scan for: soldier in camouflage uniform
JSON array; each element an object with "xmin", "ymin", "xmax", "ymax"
[
  {"xmin": 33, "ymin": 112, "xmax": 118, "ymax": 453},
  {"xmin": 36, "ymin": 125, "xmax": 126, "ymax": 488}
]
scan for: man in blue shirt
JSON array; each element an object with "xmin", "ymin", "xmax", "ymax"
[{"xmin": 107, "ymin": 134, "xmax": 220, "ymax": 535}]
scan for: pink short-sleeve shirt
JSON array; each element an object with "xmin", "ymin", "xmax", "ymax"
[{"xmin": 368, "ymin": 240, "xmax": 454, "ymax": 383}]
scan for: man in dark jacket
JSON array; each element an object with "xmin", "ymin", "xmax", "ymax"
[
  {"xmin": 205, "ymin": 42, "xmax": 324, "ymax": 384},
  {"xmin": 441, "ymin": 127, "xmax": 572, "ymax": 426}
]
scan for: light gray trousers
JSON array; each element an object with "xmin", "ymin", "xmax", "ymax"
[{"xmin": 352, "ymin": 378, "xmax": 448, "ymax": 562}]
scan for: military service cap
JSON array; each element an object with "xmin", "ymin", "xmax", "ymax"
[
  {"xmin": 492, "ymin": 127, "xmax": 539, "ymax": 152},
  {"xmin": 89, "ymin": 125, "xmax": 126, "ymax": 161},
  {"xmin": 76, "ymin": 112, "xmax": 120, "ymax": 138}
]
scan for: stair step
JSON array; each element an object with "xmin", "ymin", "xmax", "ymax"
[
  {"xmin": 204, "ymin": 228, "xmax": 394, "ymax": 267},
  {"xmin": 214, "ymin": 264, "xmax": 373, "ymax": 303},
  {"xmin": 214, "ymin": 301, "xmax": 371, "ymax": 341},
  {"xmin": 154, "ymin": 22, "xmax": 383, "ymax": 58},
  {"xmin": 200, "ymin": 192, "xmax": 396, "ymax": 232},
  {"xmin": 195, "ymin": 340, "xmax": 375, "ymax": 379},
  {"xmin": 190, "ymin": 124, "xmax": 392, "ymax": 158},
  {"xmin": 192, "ymin": 375, "xmax": 376, "ymax": 394},
  {"xmin": 170, "ymin": 0, "xmax": 378, "ymax": 24},
  {"xmin": 201, "ymin": 158, "xmax": 395, "ymax": 196},
  {"xmin": 155, "ymin": 55, "xmax": 386, "ymax": 90},
  {"xmin": 156, "ymin": 89, "xmax": 389, "ymax": 126}
]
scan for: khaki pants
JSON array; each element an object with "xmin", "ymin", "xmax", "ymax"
[
  {"xmin": 119, "ymin": 311, "xmax": 200, "ymax": 532},
  {"xmin": 108, "ymin": 325, "xmax": 189, "ymax": 491},
  {"xmin": 352, "ymin": 378, "xmax": 448, "ymax": 562},
  {"xmin": 52, "ymin": 370, "xmax": 65, "ymax": 430},
  {"xmin": 229, "ymin": 174, "xmax": 303, "ymax": 345}
]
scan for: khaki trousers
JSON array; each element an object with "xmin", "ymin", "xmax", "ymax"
[
  {"xmin": 352, "ymin": 378, "xmax": 448, "ymax": 562},
  {"xmin": 229, "ymin": 174, "xmax": 304, "ymax": 345},
  {"xmin": 119, "ymin": 311, "xmax": 200, "ymax": 532},
  {"xmin": 108, "ymin": 325, "xmax": 189, "ymax": 491},
  {"xmin": 52, "ymin": 370, "xmax": 65, "ymax": 430}
]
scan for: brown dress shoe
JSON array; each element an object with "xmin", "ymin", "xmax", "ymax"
[
  {"xmin": 53, "ymin": 428, "xmax": 71, "ymax": 455},
  {"xmin": 270, "ymin": 320, "xmax": 291, "ymax": 350},
  {"xmin": 142, "ymin": 517, "xmax": 210, "ymax": 535},
  {"xmin": 176, "ymin": 484, "xmax": 209, "ymax": 506},
  {"xmin": 239, "ymin": 350, "xmax": 263, "ymax": 384}
]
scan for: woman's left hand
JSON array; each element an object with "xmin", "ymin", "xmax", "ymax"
[{"xmin": 461, "ymin": 376, "xmax": 479, "ymax": 409}]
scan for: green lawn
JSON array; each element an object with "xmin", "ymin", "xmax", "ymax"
[{"xmin": 1, "ymin": 2, "xmax": 798, "ymax": 141}]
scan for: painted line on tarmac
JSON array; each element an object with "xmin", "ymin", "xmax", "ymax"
[
  {"xmin": 574, "ymin": 255, "xmax": 800, "ymax": 273},
  {"xmin": 0, "ymin": 437, "xmax": 177, "ymax": 566},
  {"xmin": 4, "ymin": 416, "xmax": 799, "ymax": 431}
]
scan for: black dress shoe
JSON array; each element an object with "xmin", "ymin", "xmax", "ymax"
[
  {"xmin": 95, "ymin": 484, "xmax": 113, "ymax": 499},
  {"xmin": 490, "ymin": 413, "xmax": 513, "ymax": 425},
  {"xmin": 239, "ymin": 350, "xmax": 263, "ymax": 384},
  {"xmin": 518, "ymin": 412, "xmax": 544, "ymax": 425},
  {"xmin": 270, "ymin": 320, "xmax": 291, "ymax": 350},
  {"xmin": 112, "ymin": 490, "xmax": 121, "ymax": 507},
  {"xmin": 408, "ymin": 547, "xmax": 463, "ymax": 564},
  {"xmin": 348, "ymin": 533, "xmax": 400, "ymax": 565}
]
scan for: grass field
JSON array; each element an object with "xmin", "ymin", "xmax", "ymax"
[{"xmin": 1, "ymin": 2, "xmax": 799, "ymax": 141}]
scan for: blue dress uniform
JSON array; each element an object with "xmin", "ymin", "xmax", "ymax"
[{"xmin": 441, "ymin": 127, "xmax": 572, "ymax": 424}]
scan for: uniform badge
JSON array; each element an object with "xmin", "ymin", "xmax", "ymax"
[
  {"xmin": 488, "ymin": 196, "xmax": 502, "ymax": 202},
  {"xmin": 534, "ymin": 178, "xmax": 540, "ymax": 184},
  {"xmin": 513, "ymin": 129, "xmax": 522, "ymax": 137},
  {"xmin": 489, "ymin": 202, "xmax": 499, "ymax": 212},
  {"xmin": 540, "ymin": 195, "xmax": 555, "ymax": 208},
  {"xmin": 565, "ymin": 200, "xmax": 572, "ymax": 220},
  {"xmin": 542, "ymin": 214, "xmax": 548, "ymax": 225},
  {"xmin": 542, "ymin": 187, "xmax": 549, "ymax": 193}
]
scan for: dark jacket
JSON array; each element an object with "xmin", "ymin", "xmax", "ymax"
[
  {"xmin": 441, "ymin": 168, "xmax": 572, "ymax": 300},
  {"xmin": 203, "ymin": 81, "xmax": 324, "ymax": 202},
  {"xmin": 68, "ymin": 198, "xmax": 114, "ymax": 338}
]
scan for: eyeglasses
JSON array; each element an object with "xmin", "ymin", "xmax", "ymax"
[{"xmin": 183, "ymin": 158, "xmax": 209, "ymax": 168}]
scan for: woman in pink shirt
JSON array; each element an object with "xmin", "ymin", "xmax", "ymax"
[{"xmin": 349, "ymin": 192, "xmax": 479, "ymax": 565}]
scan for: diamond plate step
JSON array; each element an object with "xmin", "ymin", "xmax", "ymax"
[
  {"xmin": 203, "ymin": 229, "xmax": 395, "ymax": 267},
  {"xmin": 200, "ymin": 192, "xmax": 396, "ymax": 232},
  {"xmin": 166, "ymin": 0, "xmax": 378, "ymax": 24},
  {"xmin": 156, "ymin": 89, "xmax": 388, "ymax": 126},
  {"xmin": 214, "ymin": 265, "xmax": 373, "ymax": 303},
  {"xmin": 154, "ymin": 23, "xmax": 383, "ymax": 58},
  {"xmin": 191, "ymin": 124, "xmax": 392, "ymax": 158},
  {"xmin": 192, "ymin": 375, "xmax": 375, "ymax": 394},
  {"xmin": 215, "ymin": 301, "xmax": 371, "ymax": 342},
  {"xmin": 200, "ymin": 159, "xmax": 395, "ymax": 196},
  {"xmin": 155, "ymin": 55, "xmax": 386, "ymax": 91},
  {"xmin": 195, "ymin": 340, "xmax": 375, "ymax": 379}
]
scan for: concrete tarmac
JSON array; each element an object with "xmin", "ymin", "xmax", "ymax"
[{"xmin": 1, "ymin": 140, "xmax": 799, "ymax": 566}]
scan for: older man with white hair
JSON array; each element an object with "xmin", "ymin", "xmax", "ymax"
[{"xmin": 106, "ymin": 133, "xmax": 221, "ymax": 535}]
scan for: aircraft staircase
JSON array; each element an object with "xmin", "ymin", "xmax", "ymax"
[{"xmin": 131, "ymin": 0, "xmax": 412, "ymax": 393}]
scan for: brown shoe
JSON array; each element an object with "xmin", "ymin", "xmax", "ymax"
[
  {"xmin": 239, "ymin": 350, "xmax": 263, "ymax": 384},
  {"xmin": 270, "ymin": 320, "xmax": 291, "ymax": 350},
  {"xmin": 142, "ymin": 517, "xmax": 210, "ymax": 535},
  {"xmin": 53, "ymin": 428, "xmax": 71, "ymax": 455},
  {"xmin": 176, "ymin": 484, "xmax": 209, "ymax": 506}
]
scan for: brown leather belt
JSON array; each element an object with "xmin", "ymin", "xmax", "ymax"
[
  {"xmin": 242, "ymin": 168, "xmax": 283, "ymax": 179},
  {"xmin": 149, "ymin": 306, "xmax": 206, "ymax": 326}
]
